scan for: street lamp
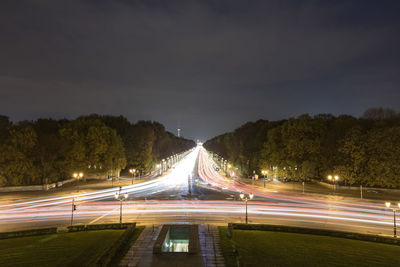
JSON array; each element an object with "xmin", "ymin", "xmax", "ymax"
[
  {"xmin": 261, "ymin": 170, "xmax": 268, "ymax": 188},
  {"xmin": 115, "ymin": 186, "xmax": 129, "ymax": 224},
  {"xmin": 385, "ymin": 202, "xmax": 400, "ymax": 238},
  {"xmin": 129, "ymin": 168, "xmax": 136, "ymax": 184},
  {"xmin": 327, "ymin": 175, "xmax": 339, "ymax": 193},
  {"xmin": 73, "ymin": 172, "xmax": 84, "ymax": 192},
  {"xmin": 239, "ymin": 192, "xmax": 254, "ymax": 224}
]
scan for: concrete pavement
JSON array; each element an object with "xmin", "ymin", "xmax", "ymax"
[{"xmin": 120, "ymin": 224, "xmax": 225, "ymax": 267}]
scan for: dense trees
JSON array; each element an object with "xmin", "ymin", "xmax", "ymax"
[
  {"xmin": 0, "ymin": 115, "xmax": 194, "ymax": 186},
  {"xmin": 204, "ymin": 109, "xmax": 400, "ymax": 188}
]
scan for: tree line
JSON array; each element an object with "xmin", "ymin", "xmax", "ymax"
[
  {"xmin": 204, "ymin": 108, "xmax": 400, "ymax": 188},
  {"xmin": 0, "ymin": 114, "xmax": 195, "ymax": 186}
]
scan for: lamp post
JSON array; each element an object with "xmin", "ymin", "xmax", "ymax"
[
  {"xmin": 385, "ymin": 202, "xmax": 400, "ymax": 238},
  {"xmin": 261, "ymin": 170, "xmax": 268, "ymax": 188},
  {"xmin": 115, "ymin": 186, "xmax": 128, "ymax": 224},
  {"xmin": 73, "ymin": 172, "xmax": 83, "ymax": 192},
  {"xmin": 239, "ymin": 192, "xmax": 254, "ymax": 224},
  {"xmin": 70, "ymin": 198, "xmax": 77, "ymax": 226},
  {"xmin": 327, "ymin": 175, "xmax": 339, "ymax": 194},
  {"xmin": 129, "ymin": 168, "xmax": 136, "ymax": 184},
  {"xmin": 156, "ymin": 164, "xmax": 161, "ymax": 175}
]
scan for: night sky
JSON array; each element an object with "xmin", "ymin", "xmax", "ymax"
[{"xmin": 1, "ymin": 0, "xmax": 400, "ymax": 141}]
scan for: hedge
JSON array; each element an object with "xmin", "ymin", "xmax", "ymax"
[
  {"xmin": 67, "ymin": 223, "xmax": 133, "ymax": 232},
  {"xmin": 0, "ymin": 227, "xmax": 57, "ymax": 239}
]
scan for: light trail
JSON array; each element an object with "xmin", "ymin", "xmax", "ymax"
[
  {"xmin": 0, "ymin": 147, "xmax": 198, "ymax": 211},
  {"xmin": 0, "ymin": 200, "xmax": 394, "ymax": 235},
  {"xmin": 0, "ymin": 146, "xmax": 396, "ymax": 237},
  {"xmin": 195, "ymin": 147, "xmax": 395, "ymax": 236}
]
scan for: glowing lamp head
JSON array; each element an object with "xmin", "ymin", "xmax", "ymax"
[
  {"xmin": 385, "ymin": 202, "xmax": 391, "ymax": 208},
  {"xmin": 228, "ymin": 164, "xmax": 231, "ymax": 169},
  {"xmin": 327, "ymin": 175, "xmax": 332, "ymax": 181},
  {"xmin": 249, "ymin": 193, "xmax": 254, "ymax": 200},
  {"xmin": 115, "ymin": 192, "xmax": 119, "ymax": 199},
  {"xmin": 334, "ymin": 175, "xmax": 339, "ymax": 181},
  {"xmin": 124, "ymin": 193, "xmax": 128, "ymax": 199},
  {"xmin": 398, "ymin": 203, "xmax": 400, "ymax": 209},
  {"xmin": 79, "ymin": 172, "xmax": 83, "ymax": 178},
  {"xmin": 73, "ymin": 173, "xmax": 78, "ymax": 178},
  {"xmin": 240, "ymin": 193, "xmax": 245, "ymax": 199}
]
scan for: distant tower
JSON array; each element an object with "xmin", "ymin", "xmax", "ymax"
[{"xmin": 177, "ymin": 121, "xmax": 181, "ymax": 137}]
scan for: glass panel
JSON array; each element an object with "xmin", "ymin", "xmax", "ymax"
[{"xmin": 162, "ymin": 226, "xmax": 190, "ymax": 252}]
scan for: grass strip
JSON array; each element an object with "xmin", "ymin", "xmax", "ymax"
[
  {"xmin": 219, "ymin": 227, "xmax": 400, "ymax": 267},
  {"xmin": 0, "ymin": 229, "xmax": 124, "ymax": 267}
]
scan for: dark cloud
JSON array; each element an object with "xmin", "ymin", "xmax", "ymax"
[{"xmin": 1, "ymin": 0, "xmax": 400, "ymax": 140}]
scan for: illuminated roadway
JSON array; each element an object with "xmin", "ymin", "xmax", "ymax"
[{"xmin": 0, "ymin": 146, "xmax": 396, "ymax": 236}]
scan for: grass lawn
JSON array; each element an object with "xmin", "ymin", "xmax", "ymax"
[
  {"xmin": 219, "ymin": 227, "xmax": 400, "ymax": 267},
  {"xmin": 0, "ymin": 229, "xmax": 125, "ymax": 267}
]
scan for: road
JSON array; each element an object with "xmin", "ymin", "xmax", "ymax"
[{"xmin": 0, "ymin": 146, "xmax": 396, "ymax": 237}]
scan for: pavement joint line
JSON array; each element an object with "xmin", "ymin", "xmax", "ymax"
[{"xmin": 88, "ymin": 206, "xmax": 119, "ymax": 224}]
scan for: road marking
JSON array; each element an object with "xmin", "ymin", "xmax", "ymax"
[{"xmin": 88, "ymin": 207, "xmax": 118, "ymax": 224}]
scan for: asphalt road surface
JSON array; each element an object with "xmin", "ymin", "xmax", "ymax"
[{"xmin": 0, "ymin": 146, "xmax": 396, "ymax": 237}]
